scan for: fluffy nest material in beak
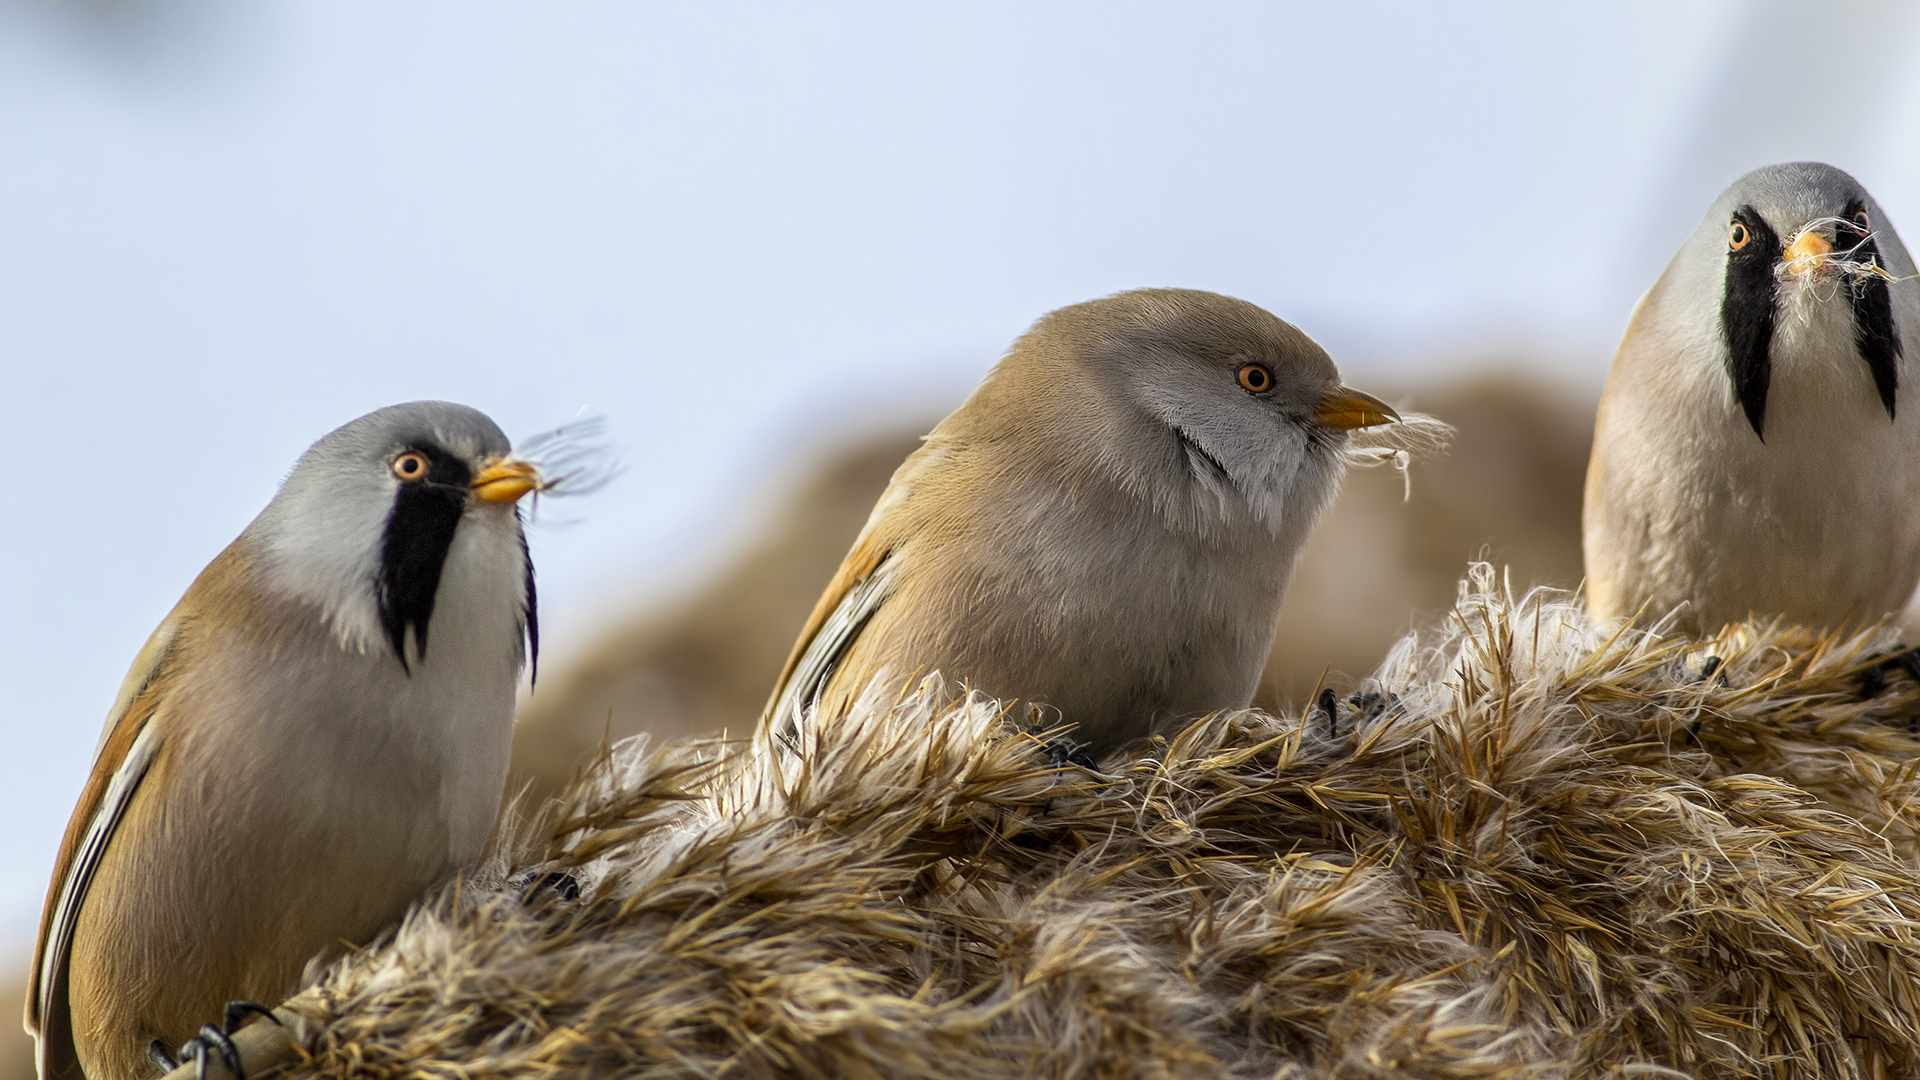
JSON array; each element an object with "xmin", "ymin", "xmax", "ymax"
[
  {"xmin": 1340, "ymin": 402, "xmax": 1453, "ymax": 501},
  {"xmin": 1778, "ymin": 216, "xmax": 1895, "ymax": 284}
]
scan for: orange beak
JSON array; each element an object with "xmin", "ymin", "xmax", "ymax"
[
  {"xmin": 1783, "ymin": 228, "xmax": 1833, "ymax": 276},
  {"xmin": 470, "ymin": 457, "xmax": 542, "ymax": 503},
  {"xmin": 1315, "ymin": 387, "xmax": 1401, "ymax": 430}
]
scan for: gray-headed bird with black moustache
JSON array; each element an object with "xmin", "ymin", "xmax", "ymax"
[
  {"xmin": 27, "ymin": 402, "xmax": 543, "ymax": 1080},
  {"xmin": 1585, "ymin": 162, "xmax": 1920, "ymax": 634}
]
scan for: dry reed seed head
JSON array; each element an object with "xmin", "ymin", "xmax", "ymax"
[{"xmin": 280, "ymin": 561, "xmax": 1920, "ymax": 1080}]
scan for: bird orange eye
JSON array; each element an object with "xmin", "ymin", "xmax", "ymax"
[
  {"xmin": 1237, "ymin": 363, "xmax": 1273, "ymax": 393},
  {"xmin": 1852, "ymin": 210, "xmax": 1871, "ymax": 233},
  {"xmin": 1728, "ymin": 222, "xmax": 1750, "ymax": 250},
  {"xmin": 392, "ymin": 452, "xmax": 429, "ymax": 481}
]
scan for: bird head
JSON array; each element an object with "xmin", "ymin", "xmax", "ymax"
[
  {"xmin": 245, "ymin": 401, "xmax": 542, "ymax": 672},
  {"xmin": 1682, "ymin": 162, "xmax": 1915, "ymax": 439},
  {"xmin": 990, "ymin": 288, "xmax": 1399, "ymax": 540}
]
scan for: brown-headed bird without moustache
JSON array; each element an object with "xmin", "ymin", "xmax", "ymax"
[
  {"xmin": 27, "ymin": 402, "xmax": 542, "ymax": 1080},
  {"xmin": 760, "ymin": 289, "xmax": 1401, "ymax": 755},
  {"xmin": 1585, "ymin": 163, "xmax": 1920, "ymax": 635}
]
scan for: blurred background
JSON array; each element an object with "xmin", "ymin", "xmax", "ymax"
[{"xmin": 4, "ymin": 1, "xmax": 1919, "ymax": 1069}]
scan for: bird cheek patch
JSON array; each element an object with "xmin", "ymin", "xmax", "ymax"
[
  {"xmin": 378, "ymin": 481, "xmax": 468, "ymax": 672},
  {"xmin": 1849, "ymin": 263, "xmax": 1902, "ymax": 422},
  {"xmin": 1721, "ymin": 207, "xmax": 1781, "ymax": 439}
]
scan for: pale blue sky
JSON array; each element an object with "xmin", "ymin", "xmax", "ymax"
[{"xmin": 3, "ymin": 0, "xmax": 1916, "ymax": 947}]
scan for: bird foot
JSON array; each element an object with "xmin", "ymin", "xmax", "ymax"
[
  {"xmin": 1659, "ymin": 653, "xmax": 1726, "ymax": 687},
  {"xmin": 151, "ymin": 1001, "xmax": 278, "ymax": 1080},
  {"xmin": 1346, "ymin": 690, "xmax": 1388, "ymax": 723},
  {"xmin": 1856, "ymin": 647, "xmax": 1920, "ymax": 731},
  {"xmin": 1858, "ymin": 653, "xmax": 1889, "ymax": 699},
  {"xmin": 1312, "ymin": 688, "xmax": 1341, "ymax": 739},
  {"xmin": 1313, "ymin": 689, "xmax": 1390, "ymax": 743},
  {"xmin": 1045, "ymin": 737, "xmax": 1098, "ymax": 772},
  {"xmin": 518, "ymin": 870, "xmax": 583, "ymax": 903}
]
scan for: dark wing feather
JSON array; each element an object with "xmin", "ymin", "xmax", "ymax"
[
  {"xmin": 759, "ymin": 503, "xmax": 904, "ymax": 749},
  {"xmin": 26, "ymin": 623, "xmax": 178, "ymax": 1080}
]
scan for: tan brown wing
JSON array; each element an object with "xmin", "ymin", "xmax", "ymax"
[
  {"xmin": 758, "ymin": 506, "xmax": 904, "ymax": 746},
  {"xmin": 759, "ymin": 535, "xmax": 900, "ymax": 746},
  {"xmin": 26, "ymin": 618, "xmax": 180, "ymax": 1080}
]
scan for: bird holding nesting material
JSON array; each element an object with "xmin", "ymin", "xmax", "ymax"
[
  {"xmin": 27, "ymin": 402, "xmax": 544, "ymax": 1080},
  {"xmin": 760, "ymin": 288, "xmax": 1408, "ymax": 756},
  {"xmin": 1584, "ymin": 162, "xmax": 1920, "ymax": 635}
]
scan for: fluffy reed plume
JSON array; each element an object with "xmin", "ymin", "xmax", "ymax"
[{"xmin": 269, "ymin": 565, "xmax": 1920, "ymax": 1079}]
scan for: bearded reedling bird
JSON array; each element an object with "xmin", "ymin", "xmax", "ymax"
[
  {"xmin": 760, "ymin": 288, "xmax": 1403, "ymax": 755},
  {"xmin": 27, "ymin": 402, "xmax": 543, "ymax": 1080},
  {"xmin": 1584, "ymin": 162, "xmax": 1920, "ymax": 635}
]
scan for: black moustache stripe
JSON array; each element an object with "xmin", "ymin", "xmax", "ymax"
[
  {"xmin": 520, "ymin": 527, "xmax": 539, "ymax": 684},
  {"xmin": 1843, "ymin": 221, "xmax": 1901, "ymax": 422},
  {"xmin": 378, "ymin": 447, "xmax": 472, "ymax": 672},
  {"xmin": 1175, "ymin": 428, "xmax": 1231, "ymax": 485},
  {"xmin": 1721, "ymin": 204, "xmax": 1780, "ymax": 440}
]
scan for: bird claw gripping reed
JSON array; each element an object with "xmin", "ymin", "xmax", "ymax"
[{"xmin": 270, "ymin": 564, "xmax": 1920, "ymax": 1080}]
